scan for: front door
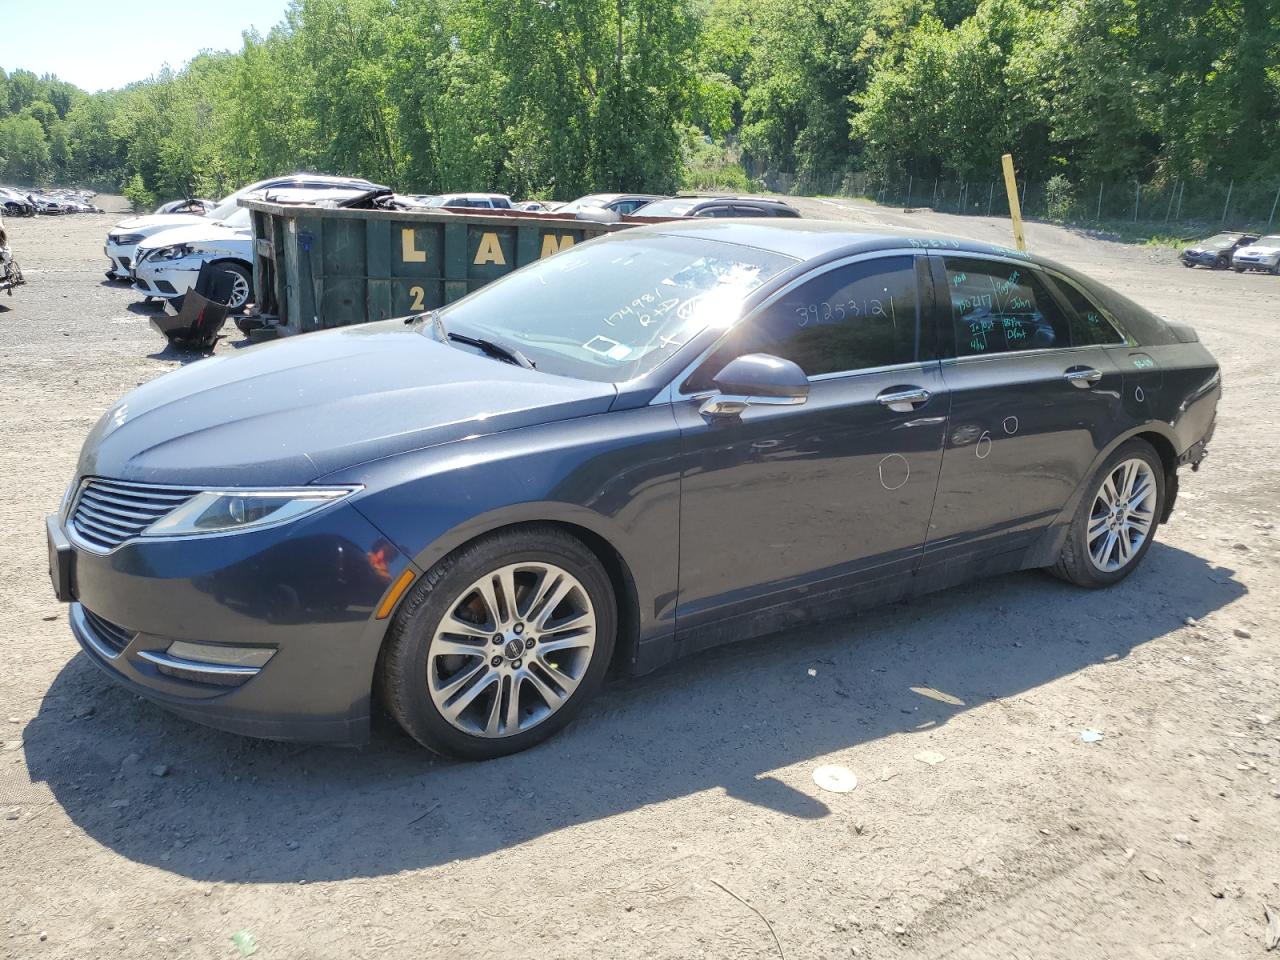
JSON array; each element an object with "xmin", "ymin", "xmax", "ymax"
[{"xmin": 673, "ymin": 253, "xmax": 949, "ymax": 637}]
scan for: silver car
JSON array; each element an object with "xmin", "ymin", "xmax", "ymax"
[{"xmin": 1231, "ymin": 234, "xmax": 1280, "ymax": 275}]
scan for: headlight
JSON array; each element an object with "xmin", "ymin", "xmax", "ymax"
[
  {"xmin": 111, "ymin": 233, "xmax": 145, "ymax": 245},
  {"xmin": 144, "ymin": 243, "xmax": 194, "ymax": 262},
  {"xmin": 143, "ymin": 486, "xmax": 359, "ymax": 537},
  {"xmin": 58, "ymin": 479, "xmax": 77, "ymax": 519}
]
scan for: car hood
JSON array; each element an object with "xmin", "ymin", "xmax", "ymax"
[
  {"xmin": 1237, "ymin": 244, "xmax": 1280, "ymax": 256},
  {"xmin": 76, "ymin": 321, "xmax": 618, "ymax": 486},
  {"xmin": 110, "ymin": 213, "xmax": 208, "ymax": 235},
  {"xmin": 136, "ymin": 221, "xmax": 249, "ymax": 252}
]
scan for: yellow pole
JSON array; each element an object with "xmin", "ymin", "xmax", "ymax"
[{"xmin": 1001, "ymin": 153, "xmax": 1026, "ymax": 251}]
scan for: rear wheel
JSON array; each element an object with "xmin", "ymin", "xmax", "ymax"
[
  {"xmin": 1051, "ymin": 439, "xmax": 1165, "ymax": 588},
  {"xmin": 377, "ymin": 527, "xmax": 616, "ymax": 759}
]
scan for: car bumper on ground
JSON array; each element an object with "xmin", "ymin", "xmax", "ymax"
[{"xmin": 47, "ymin": 501, "xmax": 415, "ymax": 744}]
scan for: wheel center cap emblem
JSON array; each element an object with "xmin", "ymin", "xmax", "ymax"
[{"xmin": 504, "ymin": 638, "xmax": 525, "ymax": 660}]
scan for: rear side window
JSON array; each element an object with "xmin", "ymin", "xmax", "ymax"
[
  {"xmin": 944, "ymin": 258, "xmax": 1071, "ymax": 356},
  {"xmin": 1051, "ymin": 277, "xmax": 1126, "ymax": 346},
  {"xmin": 698, "ymin": 205, "xmax": 737, "ymax": 218},
  {"xmin": 687, "ymin": 256, "xmax": 920, "ymax": 388}
]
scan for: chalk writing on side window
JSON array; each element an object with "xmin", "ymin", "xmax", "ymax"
[{"xmin": 793, "ymin": 297, "xmax": 896, "ymax": 327}]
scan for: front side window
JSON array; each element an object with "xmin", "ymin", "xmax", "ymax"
[
  {"xmin": 944, "ymin": 257, "xmax": 1071, "ymax": 356},
  {"xmin": 424, "ymin": 233, "xmax": 796, "ymax": 383},
  {"xmin": 685, "ymin": 256, "xmax": 921, "ymax": 390}
]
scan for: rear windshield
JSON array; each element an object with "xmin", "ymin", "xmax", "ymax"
[{"xmin": 634, "ymin": 198, "xmax": 700, "ymax": 216}]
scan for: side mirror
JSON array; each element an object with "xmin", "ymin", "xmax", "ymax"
[{"xmin": 701, "ymin": 353, "xmax": 809, "ymax": 417}]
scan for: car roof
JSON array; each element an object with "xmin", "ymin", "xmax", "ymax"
[{"xmin": 626, "ymin": 217, "xmax": 1064, "ymax": 267}]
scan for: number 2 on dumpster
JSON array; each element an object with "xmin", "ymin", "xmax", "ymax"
[{"xmin": 409, "ymin": 286, "xmax": 425, "ymax": 311}]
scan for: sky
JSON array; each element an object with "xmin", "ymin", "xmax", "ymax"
[{"xmin": 0, "ymin": 0, "xmax": 292, "ymax": 92}]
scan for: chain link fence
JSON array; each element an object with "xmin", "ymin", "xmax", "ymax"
[{"xmin": 755, "ymin": 168, "xmax": 1280, "ymax": 234}]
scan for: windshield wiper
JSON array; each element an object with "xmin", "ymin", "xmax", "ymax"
[
  {"xmin": 449, "ymin": 332, "xmax": 536, "ymax": 369},
  {"xmin": 420, "ymin": 311, "xmax": 535, "ymax": 369}
]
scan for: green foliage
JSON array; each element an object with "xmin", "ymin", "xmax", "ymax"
[
  {"xmin": 122, "ymin": 173, "xmax": 155, "ymax": 212},
  {"xmin": 0, "ymin": 0, "xmax": 1273, "ymax": 212},
  {"xmin": 1044, "ymin": 174, "xmax": 1074, "ymax": 221}
]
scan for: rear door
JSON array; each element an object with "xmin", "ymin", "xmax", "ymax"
[{"xmin": 923, "ymin": 254, "xmax": 1128, "ymax": 567}]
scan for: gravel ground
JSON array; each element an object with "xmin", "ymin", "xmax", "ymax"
[{"xmin": 1, "ymin": 195, "xmax": 1278, "ymax": 960}]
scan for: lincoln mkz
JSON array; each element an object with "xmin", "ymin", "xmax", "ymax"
[{"xmin": 48, "ymin": 220, "xmax": 1220, "ymax": 759}]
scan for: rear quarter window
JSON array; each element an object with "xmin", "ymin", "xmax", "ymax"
[{"xmin": 1048, "ymin": 276, "xmax": 1127, "ymax": 346}]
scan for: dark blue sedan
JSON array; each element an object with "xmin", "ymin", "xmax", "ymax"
[{"xmin": 47, "ymin": 220, "xmax": 1221, "ymax": 759}]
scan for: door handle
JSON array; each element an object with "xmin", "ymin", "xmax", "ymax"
[
  {"xmin": 876, "ymin": 386, "xmax": 931, "ymax": 413},
  {"xmin": 1064, "ymin": 366, "xmax": 1103, "ymax": 389}
]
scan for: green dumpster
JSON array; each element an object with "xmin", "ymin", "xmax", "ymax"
[{"xmin": 242, "ymin": 200, "xmax": 633, "ymax": 335}]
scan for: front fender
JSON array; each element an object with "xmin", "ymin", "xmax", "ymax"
[{"xmin": 323, "ymin": 405, "xmax": 684, "ymax": 649}]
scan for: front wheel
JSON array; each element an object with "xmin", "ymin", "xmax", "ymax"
[
  {"xmin": 377, "ymin": 526, "xmax": 616, "ymax": 759},
  {"xmin": 1050, "ymin": 439, "xmax": 1165, "ymax": 588},
  {"xmin": 216, "ymin": 262, "xmax": 253, "ymax": 312}
]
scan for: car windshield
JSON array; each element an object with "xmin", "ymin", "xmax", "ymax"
[
  {"xmin": 422, "ymin": 233, "xmax": 796, "ymax": 383},
  {"xmin": 1254, "ymin": 235, "xmax": 1280, "ymax": 246},
  {"xmin": 205, "ymin": 196, "xmax": 241, "ymax": 221},
  {"xmin": 633, "ymin": 197, "xmax": 699, "ymax": 216},
  {"xmin": 1202, "ymin": 234, "xmax": 1240, "ymax": 249}
]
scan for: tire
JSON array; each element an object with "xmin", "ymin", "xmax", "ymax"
[
  {"xmin": 1271, "ymin": 262, "xmax": 1280, "ymax": 277},
  {"xmin": 1051, "ymin": 439, "xmax": 1165, "ymax": 588},
  {"xmin": 1181, "ymin": 260, "xmax": 1195, "ymax": 269},
  {"xmin": 377, "ymin": 526, "xmax": 617, "ymax": 759},
  {"xmin": 216, "ymin": 262, "xmax": 252, "ymax": 312},
  {"xmin": 1214, "ymin": 256, "xmax": 1228, "ymax": 270},
  {"xmin": 1233, "ymin": 265, "xmax": 1244, "ymax": 273}
]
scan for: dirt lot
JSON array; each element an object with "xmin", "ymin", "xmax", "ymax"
[{"xmin": 1, "ymin": 194, "xmax": 1278, "ymax": 960}]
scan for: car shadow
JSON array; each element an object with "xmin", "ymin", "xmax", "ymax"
[
  {"xmin": 146, "ymin": 341, "xmax": 220, "ymax": 364},
  {"xmin": 125, "ymin": 300, "xmax": 166, "ymax": 316},
  {"xmin": 23, "ymin": 543, "xmax": 1244, "ymax": 883}
]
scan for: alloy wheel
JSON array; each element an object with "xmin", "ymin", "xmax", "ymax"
[
  {"xmin": 1087, "ymin": 457, "xmax": 1157, "ymax": 573},
  {"xmin": 227, "ymin": 270, "xmax": 251, "ymax": 309},
  {"xmin": 427, "ymin": 561, "xmax": 597, "ymax": 737}
]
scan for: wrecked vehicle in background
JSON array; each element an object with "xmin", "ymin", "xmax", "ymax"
[
  {"xmin": 134, "ymin": 179, "xmax": 394, "ymax": 318},
  {"xmin": 155, "ymin": 198, "xmax": 216, "ymax": 215},
  {"xmin": 0, "ymin": 188, "xmax": 37, "ymax": 217},
  {"xmin": 1179, "ymin": 232, "xmax": 1259, "ymax": 269},
  {"xmin": 0, "ymin": 216, "xmax": 24, "ymax": 295},
  {"xmin": 105, "ymin": 173, "xmax": 385, "ymax": 281}
]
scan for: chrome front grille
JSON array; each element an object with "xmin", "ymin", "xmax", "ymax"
[
  {"xmin": 81, "ymin": 607, "xmax": 136, "ymax": 655},
  {"xmin": 69, "ymin": 478, "xmax": 200, "ymax": 551}
]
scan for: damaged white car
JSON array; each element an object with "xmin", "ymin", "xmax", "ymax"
[
  {"xmin": 104, "ymin": 173, "xmax": 385, "ymax": 281},
  {"xmin": 132, "ymin": 180, "xmax": 393, "ymax": 312},
  {"xmin": 0, "ymin": 215, "xmax": 24, "ymax": 296}
]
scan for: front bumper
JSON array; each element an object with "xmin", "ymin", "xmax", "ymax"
[
  {"xmin": 1232, "ymin": 255, "xmax": 1278, "ymax": 272},
  {"xmin": 1180, "ymin": 251, "xmax": 1222, "ymax": 267},
  {"xmin": 48, "ymin": 502, "xmax": 415, "ymax": 744},
  {"xmin": 133, "ymin": 257, "xmax": 202, "ymax": 299},
  {"xmin": 104, "ymin": 242, "xmax": 139, "ymax": 280}
]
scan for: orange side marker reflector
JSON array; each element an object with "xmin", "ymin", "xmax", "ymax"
[{"xmin": 376, "ymin": 569, "xmax": 417, "ymax": 620}]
